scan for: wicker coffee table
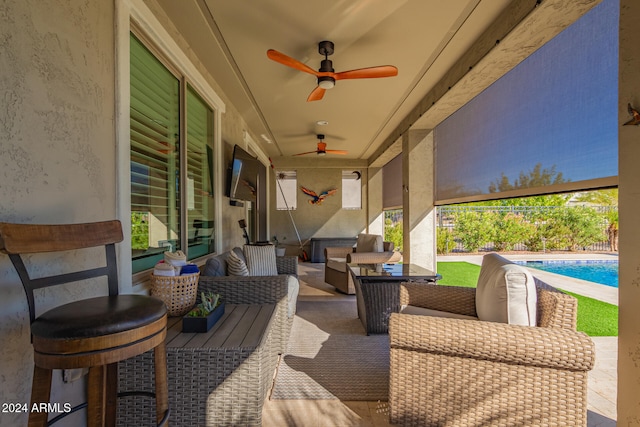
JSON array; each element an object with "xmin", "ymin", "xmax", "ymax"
[
  {"xmin": 348, "ymin": 263, "xmax": 441, "ymax": 334},
  {"xmin": 118, "ymin": 303, "xmax": 277, "ymax": 427}
]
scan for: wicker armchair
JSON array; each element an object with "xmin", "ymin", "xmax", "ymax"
[
  {"xmin": 389, "ymin": 279, "xmax": 595, "ymax": 426},
  {"xmin": 324, "ymin": 236, "xmax": 400, "ymax": 294}
]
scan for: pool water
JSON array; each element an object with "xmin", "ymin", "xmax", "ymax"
[{"xmin": 519, "ymin": 260, "xmax": 619, "ymax": 288}]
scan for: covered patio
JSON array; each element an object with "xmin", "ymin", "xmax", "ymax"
[{"xmin": 1, "ymin": 0, "xmax": 639, "ymax": 425}]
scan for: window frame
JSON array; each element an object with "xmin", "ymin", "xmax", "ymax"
[
  {"xmin": 116, "ymin": 0, "xmax": 226, "ymax": 287},
  {"xmin": 342, "ymin": 170, "xmax": 362, "ymax": 210},
  {"xmin": 275, "ymin": 170, "xmax": 297, "ymax": 211}
]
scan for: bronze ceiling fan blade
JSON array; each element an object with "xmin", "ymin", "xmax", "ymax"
[
  {"xmin": 325, "ymin": 149, "xmax": 348, "ymax": 155},
  {"xmin": 307, "ymin": 86, "xmax": 326, "ymax": 102},
  {"xmin": 335, "ymin": 65, "xmax": 398, "ymax": 80},
  {"xmin": 267, "ymin": 49, "xmax": 319, "ymax": 75},
  {"xmin": 292, "ymin": 150, "xmax": 318, "ymax": 156}
]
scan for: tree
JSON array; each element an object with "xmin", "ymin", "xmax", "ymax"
[
  {"xmin": 489, "ymin": 163, "xmax": 566, "ymax": 193},
  {"xmin": 486, "ymin": 163, "xmax": 571, "ymax": 207}
]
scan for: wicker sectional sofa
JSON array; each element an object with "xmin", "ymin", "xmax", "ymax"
[
  {"xmin": 389, "ymin": 253, "xmax": 596, "ymax": 426},
  {"xmin": 117, "ymin": 248, "xmax": 299, "ymax": 426},
  {"xmin": 199, "ymin": 247, "xmax": 299, "ymax": 354}
]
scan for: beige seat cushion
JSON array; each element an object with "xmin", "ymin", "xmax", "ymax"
[
  {"xmin": 356, "ymin": 233, "xmax": 383, "ymax": 253},
  {"xmin": 475, "ymin": 253, "xmax": 537, "ymax": 326},
  {"xmin": 401, "ymin": 305, "xmax": 479, "ymax": 321},
  {"xmin": 326, "ymin": 257, "xmax": 348, "ymax": 272}
]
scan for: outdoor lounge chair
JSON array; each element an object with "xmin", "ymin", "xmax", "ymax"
[
  {"xmin": 388, "ymin": 253, "xmax": 595, "ymax": 426},
  {"xmin": 324, "ymin": 233, "xmax": 400, "ymax": 294}
]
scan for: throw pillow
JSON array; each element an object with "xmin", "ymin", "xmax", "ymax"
[
  {"xmin": 227, "ymin": 250, "xmax": 249, "ymax": 276},
  {"xmin": 356, "ymin": 233, "xmax": 383, "ymax": 253},
  {"xmin": 244, "ymin": 244, "xmax": 278, "ymax": 276},
  {"xmin": 475, "ymin": 253, "xmax": 537, "ymax": 326}
]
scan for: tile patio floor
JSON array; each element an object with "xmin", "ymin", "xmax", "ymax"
[{"xmin": 262, "ymin": 256, "xmax": 618, "ymax": 426}]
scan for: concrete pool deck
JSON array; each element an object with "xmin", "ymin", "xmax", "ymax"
[{"xmin": 438, "ymin": 253, "xmax": 618, "ymax": 425}]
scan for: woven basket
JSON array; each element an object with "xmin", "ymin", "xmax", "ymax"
[{"xmin": 150, "ymin": 272, "xmax": 200, "ymax": 317}]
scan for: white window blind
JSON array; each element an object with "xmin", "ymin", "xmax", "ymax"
[
  {"xmin": 275, "ymin": 171, "xmax": 297, "ymax": 210},
  {"xmin": 342, "ymin": 170, "xmax": 362, "ymax": 210}
]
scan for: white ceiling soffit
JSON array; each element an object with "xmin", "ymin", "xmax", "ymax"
[{"xmin": 154, "ymin": 0, "xmax": 599, "ymax": 165}]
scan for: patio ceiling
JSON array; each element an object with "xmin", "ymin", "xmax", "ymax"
[{"xmin": 152, "ymin": 0, "xmax": 601, "ymax": 164}]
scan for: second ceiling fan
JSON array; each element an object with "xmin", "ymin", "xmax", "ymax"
[
  {"xmin": 267, "ymin": 41, "xmax": 398, "ymax": 102},
  {"xmin": 294, "ymin": 134, "xmax": 347, "ymax": 156}
]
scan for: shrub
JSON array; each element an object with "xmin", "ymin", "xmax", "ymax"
[
  {"xmin": 543, "ymin": 206, "xmax": 603, "ymax": 251},
  {"xmin": 491, "ymin": 212, "xmax": 536, "ymax": 251},
  {"xmin": 453, "ymin": 210, "xmax": 493, "ymax": 253},
  {"xmin": 385, "ymin": 218, "xmax": 403, "ymax": 252},
  {"xmin": 437, "ymin": 227, "xmax": 456, "ymax": 254}
]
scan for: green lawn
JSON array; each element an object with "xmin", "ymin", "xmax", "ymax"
[{"xmin": 436, "ymin": 261, "xmax": 618, "ymax": 336}]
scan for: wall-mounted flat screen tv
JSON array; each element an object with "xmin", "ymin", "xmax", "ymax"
[{"xmin": 226, "ymin": 144, "xmax": 260, "ymax": 201}]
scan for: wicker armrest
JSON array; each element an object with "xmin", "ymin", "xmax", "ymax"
[
  {"xmin": 389, "ymin": 313, "xmax": 595, "ymax": 371},
  {"xmin": 198, "ymin": 274, "xmax": 295, "ymax": 354},
  {"xmin": 198, "ymin": 275, "xmax": 288, "ymax": 305},
  {"xmin": 346, "ymin": 251, "xmax": 401, "ymax": 264},
  {"xmin": 399, "ymin": 282, "xmax": 477, "ymax": 317},
  {"xmin": 325, "ymin": 246, "xmax": 354, "ymax": 259},
  {"xmin": 276, "ymin": 255, "xmax": 298, "ymax": 276}
]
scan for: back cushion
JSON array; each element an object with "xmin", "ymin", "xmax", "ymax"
[
  {"xmin": 356, "ymin": 233, "xmax": 383, "ymax": 253},
  {"xmin": 202, "ymin": 255, "xmax": 226, "ymax": 276},
  {"xmin": 244, "ymin": 244, "xmax": 278, "ymax": 276},
  {"xmin": 475, "ymin": 253, "xmax": 537, "ymax": 326}
]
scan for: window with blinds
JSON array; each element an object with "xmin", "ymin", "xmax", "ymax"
[
  {"xmin": 130, "ymin": 33, "xmax": 216, "ymax": 273},
  {"xmin": 186, "ymin": 86, "xmax": 215, "ymax": 260},
  {"xmin": 342, "ymin": 170, "xmax": 362, "ymax": 210},
  {"xmin": 275, "ymin": 171, "xmax": 297, "ymax": 210}
]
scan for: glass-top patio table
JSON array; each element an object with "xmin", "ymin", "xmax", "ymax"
[
  {"xmin": 347, "ymin": 263, "xmax": 441, "ymax": 283},
  {"xmin": 348, "ymin": 263, "xmax": 441, "ymax": 334}
]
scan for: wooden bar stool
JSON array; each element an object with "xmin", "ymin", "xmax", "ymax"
[{"xmin": 0, "ymin": 220, "xmax": 169, "ymax": 427}]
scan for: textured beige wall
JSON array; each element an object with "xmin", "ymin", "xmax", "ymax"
[
  {"xmin": 0, "ymin": 1, "xmax": 260, "ymax": 424},
  {"xmin": 618, "ymin": 0, "xmax": 640, "ymax": 422},
  {"xmin": 0, "ymin": 0, "xmax": 116, "ymax": 424},
  {"xmin": 269, "ymin": 162, "xmax": 369, "ymax": 257}
]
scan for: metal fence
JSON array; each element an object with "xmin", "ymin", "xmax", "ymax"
[{"xmin": 436, "ymin": 205, "xmax": 617, "ymax": 253}]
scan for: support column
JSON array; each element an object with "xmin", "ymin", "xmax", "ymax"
[
  {"xmin": 367, "ymin": 167, "xmax": 384, "ymax": 236},
  {"xmin": 402, "ymin": 130, "xmax": 436, "ymax": 270},
  {"xmin": 618, "ymin": 0, "xmax": 640, "ymax": 423}
]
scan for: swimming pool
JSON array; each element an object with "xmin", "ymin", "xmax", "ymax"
[{"xmin": 517, "ymin": 260, "xmax": 619, "ymax": 288}]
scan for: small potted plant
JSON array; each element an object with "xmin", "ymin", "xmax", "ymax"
[
  {"xmin": 182, "ymin": 291, "xmax": 224, "ymax": 333},
  {"xmin": 272, "ymin": 235, "xmax": 286, "ymax": 256}
]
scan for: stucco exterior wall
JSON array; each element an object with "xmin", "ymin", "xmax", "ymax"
[
  {"xmin": 0, "ymin": 0, "xmax": 264, "ymax": 424},
  {"xmin": 0, "ymin": 0, "xmax": 116, "ymax": 424},
  {"xmin": 269, "ymin": 161, "xmax": 369, "ymax": 256}
]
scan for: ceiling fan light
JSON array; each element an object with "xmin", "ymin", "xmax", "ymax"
[
  {"xmin": 318, "ymin": 151, "xmax": 326, "ymax": 156},
  {"xmin": 317, "ymin": 76, "xmax": 335, "ymax": 90}
]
